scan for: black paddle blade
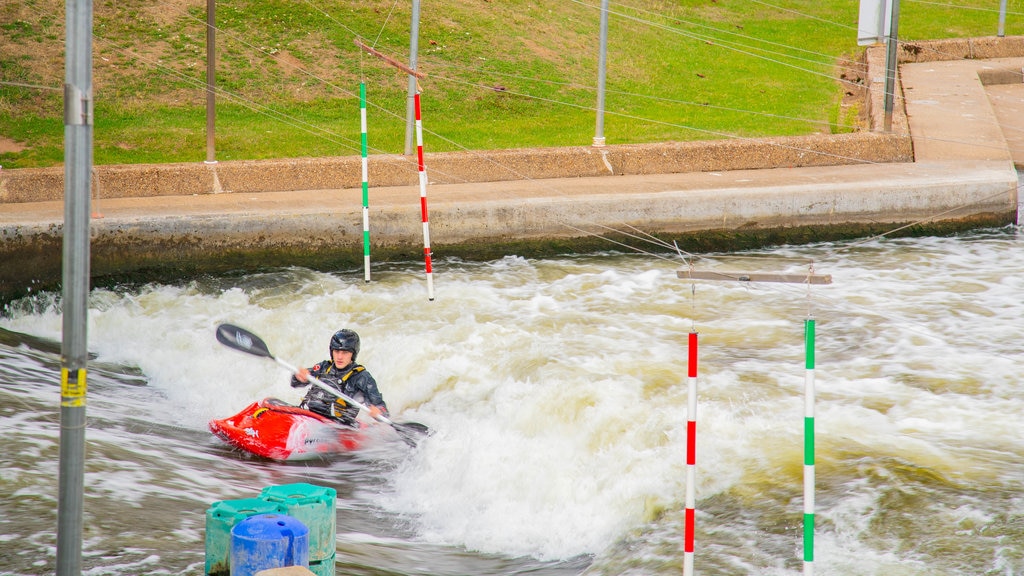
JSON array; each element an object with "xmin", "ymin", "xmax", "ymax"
[
  {"xmin": 216, "ymin": 324, "xmax": 274, "ymax": 359},
  {"xmin": 391, "ymin": 421, "xmax": 430, "ymax": 447}
]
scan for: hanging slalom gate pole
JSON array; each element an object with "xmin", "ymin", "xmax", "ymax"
[
  {"xmin": 359, "ymin": 82, "xmax": 371, "ymax": 283},
  {"xmin": 414, "ymin": 91, "xmax": 434, "ymax": 300},
  {"xmin": 351, "ymin": 39, "xmax": 432, "ymax": 296},
  {"xmin": 676, "ymin": 264, "xmax": 830, "ymax": 573},
  {"xmin": 803, "ymin": 316, "xmax": 816, "ymax": 575},
  {"xmin": 684, "ymin": 331, "xmax": 698, "ymax": 576}
]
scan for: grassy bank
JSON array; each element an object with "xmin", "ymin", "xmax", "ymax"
[{"xmin": 1, "ymin": 0, "xmax": 1020, "ymax": 169}]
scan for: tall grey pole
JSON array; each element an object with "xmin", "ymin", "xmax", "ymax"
[
  {"xmin": 593, "ymin": 0, "xmax": 609, "ymax": 147},
  {"xmin": 882, "ymin": 0, "xmax": 901, "ymax": 132},
  {"xmin": 58, "ymin": 0, "xmax": 92, "ymax": 573},
  {"xmin": 998, "ymin": 0, "xmax": 1007, "ymax": 37},
  {"xmin": 205, "ymin": 0, "xmax": 216, "ymax": 163},
  {"xmin": 403, "ymin": 0, "xmax": 421, "ymax": 156}
]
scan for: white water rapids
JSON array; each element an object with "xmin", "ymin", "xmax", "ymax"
[{"xmin": 1, "ymin": 227, "xmax": 1021, "ymax": 575}]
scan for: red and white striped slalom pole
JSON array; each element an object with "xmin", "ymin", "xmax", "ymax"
[
  {"xmin": 413, "ymin": 91, "xmax": 434, "ymax": 300},
  {"xmin": 684, "ymin": 330, "xmax": 698, "ymax": 576}
]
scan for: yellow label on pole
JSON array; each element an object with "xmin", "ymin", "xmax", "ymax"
[{"xmin": 61, "ymin": 368, "xmax": 87, "ymax": 407}]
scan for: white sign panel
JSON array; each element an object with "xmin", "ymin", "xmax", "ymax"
[{"xmin": 858, "ymin": 0, "xmax": 891, "ymax": 45}]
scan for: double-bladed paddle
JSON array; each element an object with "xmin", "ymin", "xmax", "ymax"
[{"xmin": 215, "ymin": 323, "xmax": 429, "ymax": 447}]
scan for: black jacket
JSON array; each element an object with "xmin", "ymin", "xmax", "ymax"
[{"xmin": 291, "ymin": 361, "xmax": 388, "ymax": 425}]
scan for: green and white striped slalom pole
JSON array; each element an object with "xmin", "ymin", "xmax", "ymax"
[
  {"xmin": 803, "ymin": 317, "xmax": 816, "ymax": 575},
  {"xmin": 360, "ymin": 82, "xmax": 371, "ymax": 283}
]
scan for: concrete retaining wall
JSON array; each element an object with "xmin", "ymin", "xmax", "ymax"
[{"xmin": 0, "ymin": 132, "xmax": 912, "ymax": 204}]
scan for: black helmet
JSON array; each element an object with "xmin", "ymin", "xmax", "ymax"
[{"xmin": 329, "ymin": 329, "xmax": 360, "ymax": 361}]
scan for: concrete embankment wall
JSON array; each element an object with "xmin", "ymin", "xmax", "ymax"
[{"xmin": 0, "ymin": 132, "xmax": 911, "ymax": 204}]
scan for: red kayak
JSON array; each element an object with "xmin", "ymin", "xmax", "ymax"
[{"xmin": 209, "ymin": 398, "xmax": 364, "ymax": 461}]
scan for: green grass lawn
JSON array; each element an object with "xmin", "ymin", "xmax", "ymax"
[{"xmin": 1, "ymin": 0, "xmax": 1021, "ymax": 169}]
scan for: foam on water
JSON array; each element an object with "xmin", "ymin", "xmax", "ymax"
[{"xmin": 2, "ymin": 228, "xmax": 1022, "ymax": 574}]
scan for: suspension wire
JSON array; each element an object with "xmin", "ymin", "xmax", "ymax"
[
  {"xmin": 370, "ymin": 0, "xmax": 402, "ymax": 49},
  {"xmin": 14, "ymin": 0, "xmax": 887, "ymax": 180},
  {"xmin": 17, "ymin": 0, "xmax": 998, "ymax": 163},
  {"xmin": 595, "ymin": 0, "xmax": 869, "ymax": 71},
  {"xmin": 835, "ymin": 182, "xmax": 1022, "ymax": 252},
  {"xmin": 741, "ymin": 0, "xmax": 861, "ymax": 32},
  {"xmin": 87, "ymin": 35, "xmax": 364, "ymax": 156},
  {"xmin": 619, "ymin": 222, "xmax": 687, "ymax": 253},
  {"xmin": 678, "ymin": 241, "xmax": 699, "ymax": 333},
  {"xmin": 0, "ymin": 80, "xmax": 62, "ymax": 91},
  {"xmin": 80, "ymin": 0, "xmax": 877, "ymax": 152},
  {"xmin": 297, "ymin": 0, "xmax": 400, "ymax": 50},
  {"xmin": 405, "ymin": 5, "xmax": 1024, "ymax": 367},
  {"xmin": 906, "ymin": 0, "xmax": 1024, "ymax": 15},
  {"xmin": 614, "ymin": 0, "xmax": 867, "ymax": 69},
  {"xmin": 426, "ymin": 72, "xmax": 886, "ymax": 165},
  {"xmin": 66, "ymin": 1, "xmax": 1024, "ymax": 237},
  {"xmin": 422, "ymin": 59, "xmax": 857, "ymax": 132},
  {"xmin": 806, "ymin": 262, "xmax": 816, "ymax": 319},
  {"xmin": 292, "ymin": 0, "xmax": 363, "ymax": 39},
  {"xmin": 88, "ymin": 27, "xmax": 689, "ymax": 250},
  {"xmin": 568, "ymin": 0, "xmax": 870, "ymax": 90},
  {"xmin": 648, "ymin": 212, "xmax": 1024, "ymax": 368},
  {"xmin": 11, "ymin": 0, "xmax": 1018, "ymax": 290},
  {"xmin": 562, "ymin": 224, "xmax": 681, "ymax": 262},
  {"xmin": 5, "ymin": 0, "xmax": 1017, "ymax": 372}
]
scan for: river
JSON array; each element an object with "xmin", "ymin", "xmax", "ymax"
[{"xmin": 1, "ymin": 226, "xmax": 1021, "ymax": 575}]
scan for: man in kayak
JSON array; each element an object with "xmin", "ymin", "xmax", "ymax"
[{"xmin": 291, "ymin": 329, "xmax": 389, "ymax": 427}]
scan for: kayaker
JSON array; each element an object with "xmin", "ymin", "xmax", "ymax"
[{"xmin": 291, "ymin": 329, "xmax": 389, "ymax": 427}]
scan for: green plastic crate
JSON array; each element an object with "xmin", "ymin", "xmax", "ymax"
[
  {"xmin": 259, "ymin": 483, "xmax": 337, "ymax": 562},
  {"xmin": 308, "ymin": 553, "xmax": 336, "ymax": 576}
]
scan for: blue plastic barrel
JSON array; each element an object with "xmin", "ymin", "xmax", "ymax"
[
  {"xmin": 229, "ymin": 514, "xmax": 309, "ymax": 576},
  {"xmin": 205, "ymin": 498, "xmax": 287, "ymax": 575}
]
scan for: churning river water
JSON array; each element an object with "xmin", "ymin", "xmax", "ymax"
[{"xmin": 1, "ymin": 226, "xmax": 1022, "ymax": 575}]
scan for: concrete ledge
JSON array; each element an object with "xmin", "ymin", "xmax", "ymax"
[
  {"xmin": 896, "ymin": 36, "xmax": 1024, "ymax": 63},
  {"xmin": 2, "ymin": 160, "xmax": 1016, "ymax": 304},
  {"xmin": 0, "ymin": 132, "xmax": 912, "ymax": 204}
]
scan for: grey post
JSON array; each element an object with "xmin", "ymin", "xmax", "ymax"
[
  {"xmin": 882, "ymin": 0, "xmax": 901, "ymax": 132},
  {"xmin": 404, "ymin": 0, "xmax": 421, "ymax": 156},
  {"xmin": 593, "ymin": 0, "xmax": 609, "ymax": 147},
  {"xmin": 998, "ymin": 0, "xmax": 1007, "ymax": 37},
  {"xmin": 58, "ymin": 0, "xmax": 93, "ymax": 574},
  {"xmin": 206, "ymin": 0, "xmax": 216, "ymax": 163}
]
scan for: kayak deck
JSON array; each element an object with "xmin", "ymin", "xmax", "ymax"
[{"xmin": 209, "ymin": 398, "xmax": 363, "ymax": 461}]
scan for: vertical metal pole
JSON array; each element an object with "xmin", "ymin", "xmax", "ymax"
[
  {"xmin": 683, "ymin": 331, "xmax": 698, "ymax": 576},
  {"xmin": 403, "ymin": 0, "xmax": 421, "ymax": 156},
  {"xmin": 58, "ymin": 0, "xmax": 93, "ymax": 573},
  {"xmin": 360, "ymin": 82, "xmax": 371, "ymax": 283},
  {"xmin": 593, "ymin": 0, "xmax": 609, "ymax": 147},
  {"xmin": 882, "ymin": 0, "xmax": 901, "ymax": 132},
  {"xmin": 998, "ymin": 0, "xmax": 1007, "ymax": 37},
  {"xmin": 803, "ymin": 317, "xmax": 817, "ymax": 576},
  {"xmin": 205, "ymin": 0, "xmax": 216, "ymax": 163}
]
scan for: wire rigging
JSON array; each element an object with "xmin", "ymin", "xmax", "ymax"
[{"xmin": 6, "ymin": 0, "xmax": 1018, "ymax": 285}]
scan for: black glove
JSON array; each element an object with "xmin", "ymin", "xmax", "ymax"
[{"xmin": 305, "ymin": 398, "xmax": 332, "ymax": 417}]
